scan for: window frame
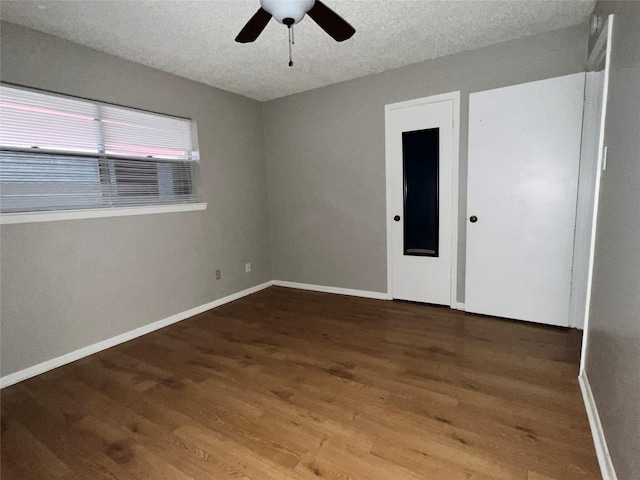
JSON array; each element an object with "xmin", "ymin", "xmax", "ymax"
[{"xmin": 0, "ymin": 82, "xmax": 206, "ymax": 223}]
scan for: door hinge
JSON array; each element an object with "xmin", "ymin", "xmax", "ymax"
[{"xmin": 601, "ymin": 145, "xmax": 608, "ymax": 171}]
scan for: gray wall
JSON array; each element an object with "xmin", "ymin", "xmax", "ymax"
[
  {"xmin": 0, "ymin": 22, "xmax": 272, "ymax": 377},
  {"xmin": 263, "ymin": 24, "xmax": 588, "ymax": 297},
  {"xmin": 584, "ymin": 3, "xmax": 640, "ymax": 480}
]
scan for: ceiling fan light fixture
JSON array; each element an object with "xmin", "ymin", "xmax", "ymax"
[
  {"xmin": 235, "ymin": 0, "xmax": 355, "ymax": 47},
  {"xmin": 260, "ymin": 0, "xmax": 315, "ymax": 24}
]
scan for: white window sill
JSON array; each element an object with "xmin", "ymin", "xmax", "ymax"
[{"xmin": 0, "ymin": 203, "xmax": 207, "ymax": 225}]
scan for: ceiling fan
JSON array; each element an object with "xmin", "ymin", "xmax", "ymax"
[{"xmin": 235, "ymin": 0, "xmax": 355, "ymax": 65}]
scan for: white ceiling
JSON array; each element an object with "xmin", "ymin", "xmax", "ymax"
[{"xmin": 1, "ymin": 0, "xmax": 595, "ymax": 101}]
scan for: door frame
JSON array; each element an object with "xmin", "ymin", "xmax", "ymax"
[
  {"xmin": 577, "ymin": 15, "xmax": 614, "ymax": 373},
  {"xmin": 384, "ymin": 91, "xmax": 461, "ymax": 307}
]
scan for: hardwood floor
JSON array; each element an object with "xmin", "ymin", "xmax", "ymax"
[{"xmin": 1, "ymin": 286, "xmax": 601, "ymax": 480}]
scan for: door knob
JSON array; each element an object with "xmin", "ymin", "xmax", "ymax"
[
  {"xmin": 394, "ymin": 215, "xmax": 401, "ymax": 222},
  {"xmin": 469, "ymin": 215, "xmax": 478, "ymax": 223}
]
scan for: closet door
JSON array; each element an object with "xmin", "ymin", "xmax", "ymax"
[{"xmin": 465, "ymin": 73, "xmax": 585, "ymax": 326}]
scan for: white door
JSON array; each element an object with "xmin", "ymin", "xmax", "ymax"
[
  {"xmin": 570, "ymin": 69, "xmax": 606, "ymax": 329},
  {"xmin": 466, "ymin": 74, "xmax": 585, "ymax": 327},
  {"xmin": 572, "ymin": 15, "xmax": 613, "ymax": 334},
  {"xmin": 386, "ymin": 93, "xmax": 459, "ymax": 306}
]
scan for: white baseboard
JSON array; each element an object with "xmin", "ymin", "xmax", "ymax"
[
  {"xmin": 0, "ymin": 281, "xmax": 274, "ymax": 389},
  {"xmin": 273, "ymin": 280, "xmax": 389, "ymax": 300},
  {"xmin": 579, "ymin": 372, "xmax": 618, "ymax": 480},
  {"xmin": 456, "ymin": 302, "xmax": 465, "ymax": 310}
]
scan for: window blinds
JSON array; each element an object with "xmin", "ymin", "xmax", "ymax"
[{"xmin": 0, "ymin": 84, "xmax": 199, "ymax": 213}]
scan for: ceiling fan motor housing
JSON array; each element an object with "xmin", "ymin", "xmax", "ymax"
[{"xmin": 261, "ymin": 0, "xmax": 315, "ymax": 24}]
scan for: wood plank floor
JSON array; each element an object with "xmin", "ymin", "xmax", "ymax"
[{"xmin": 1, "ymin": 286, "xmax": 601, "ymax": 480}]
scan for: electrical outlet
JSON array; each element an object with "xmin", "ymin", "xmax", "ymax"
[
  {"xmin": 245, "ymin": 263, "xmax": 251, "ymax": 273},
  {"xmin": 215, "ymin": 269, "xmax": 221, "ymax": 280}
]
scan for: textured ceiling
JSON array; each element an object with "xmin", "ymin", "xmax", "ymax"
[{"xmin": 1, "ymin": 0, "xmax": 595, "ymax": 101}]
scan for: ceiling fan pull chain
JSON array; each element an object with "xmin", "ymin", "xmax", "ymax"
[
  {"xmin": 288, "ymin": 25, "xmax": 294, "ymax": 67},
  {"xmin": 292, "ymin": 24, "xmax": 295, "ymax": 45}
]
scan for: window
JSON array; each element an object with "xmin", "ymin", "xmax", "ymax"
[
  {"xmin": 0, "ymin": 84, "xmax": 200, "ymax": 214},
  {"xmin": 402, "ymin": 128, "xmax": 439, "ymax": 257}
]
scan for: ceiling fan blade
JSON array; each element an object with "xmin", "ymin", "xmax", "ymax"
[
  {"xmin": 307, "ymin": 0, "xmax": 355, "ymax": 42},
  {"xmin": 235, "ymin": 7, "xmax": 272, "ymax": 43}
]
